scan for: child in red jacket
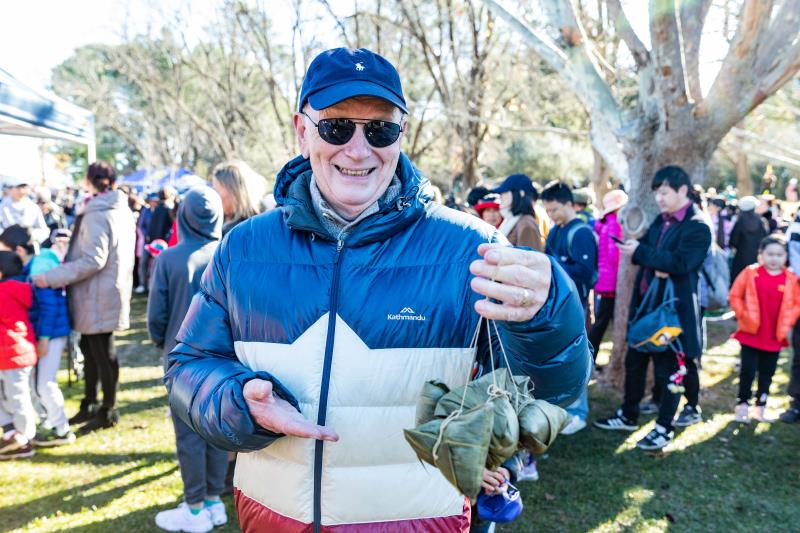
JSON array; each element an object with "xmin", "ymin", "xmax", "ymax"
[
  {"xmin": 0, "ymin": 250, "xmax": 38, "ymax": 459},
  {"xmin": 729, "ymin": 235, "xmax": 800, "ymax": 423}
]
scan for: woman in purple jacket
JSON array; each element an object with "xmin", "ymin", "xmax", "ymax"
[{"xmin": 588, "ymin": 190, "xmax": 627, "ymax": 361}]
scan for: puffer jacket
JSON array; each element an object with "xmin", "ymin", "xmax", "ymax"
[
  {"xmin": 43, "ymin": 189, "xmax": 135, "ymax": 334},
  {"xmin": 729, "ymin": 265, "xmax": 800, "ymax": 343},
  {"xmin": 594, "ymin": 212, "xmax": 622, "ymax": 294},
  {"xmin": 165, "ymin": 153, "xmax": 591, "ymax": 533},
  {"xmin": 24, "ymin": 251, "xmax": 71, "ymax": 339},
  {"xmin": 0, "ymin": 279, "xmax": 37, "ymax": 370}
]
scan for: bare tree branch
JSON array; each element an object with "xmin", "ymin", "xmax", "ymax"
[
  {"xmin": 482, "ymin": 0, "xmax": 568, "ymax": 70},
  {"xmin": 649, "ymin": 0, "xmax": 691, "ymax": 112},
  {"xmin": 483, "ymin": 0, "xmax": 628, "ymax": 181},
  {"xmin": 679, "ymin": 0, "xmax": 712, "ymax": 101},
  {"xmin": 606, "ymin": 0, "xmax": 650, "ymax": 68}
]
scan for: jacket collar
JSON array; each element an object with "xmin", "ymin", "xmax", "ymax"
[{"xmin": 273, "ymin": 153, "xmax": 432, "ymax": 245}]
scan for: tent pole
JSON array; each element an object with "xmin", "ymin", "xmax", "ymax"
[{"xmin": 87, "ymin": 140, "xmax": 97, "ymax": 164}]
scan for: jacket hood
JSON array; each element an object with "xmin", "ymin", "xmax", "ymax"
[
  {"xmin": 177, "ymin": 187, "xmax": 223, "ymax": 244},
  {"xmin": 85, "ymin": 189, "xmax": 129, "ymax": 213},
  {"xmin": 0, "ymin": 279, "xmax": 32, "ymax": 308},
  {"xmin": 273, "ymin": 152, "xmax": 433, "ymax": 245}
]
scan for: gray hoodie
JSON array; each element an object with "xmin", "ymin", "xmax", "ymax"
[{"xmin": 147, "ymin": 186, "xmax": 223, "ymax": 360}]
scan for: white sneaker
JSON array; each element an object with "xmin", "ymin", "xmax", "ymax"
[
  {"xmin": 560, "ymin": 414, "xmax": 587, "ymax": 435},
  {"xmin": 134, "ymin": 285, "xmax": 146, "ymax": 294},
  {"xmin": 155, "ymin": 503, "xmax": 213, "ymax": 533},
  {"xmin": 205, "ymin": 501, "xmax": 227, "ymax": 526},
  {"xmin": 735, "ymin": 403, "xmax": 749, "ymax": 424}
]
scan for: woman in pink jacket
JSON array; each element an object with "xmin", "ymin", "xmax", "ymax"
[{"xmin": 588, "ymin": 190, "xmax": 628, "ymax": 361}]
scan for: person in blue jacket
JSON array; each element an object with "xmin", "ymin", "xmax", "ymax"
[
  {"xmin": 0, "ymin": 225, "xmax": 74, "ymax": 446},
  {"xmin": 165, "ymin": 47, "xmax": 591, "ymax": 533}
]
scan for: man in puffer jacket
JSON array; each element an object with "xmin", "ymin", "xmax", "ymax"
[{"xmin": 165, "ymin": 48, "xmax": 591, "ymax": 533}]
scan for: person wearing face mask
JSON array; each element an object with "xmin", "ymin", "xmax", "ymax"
[
  {"xmin": 164, "ymin": 47, "xmax": 590, "ymax": 533},
  {"xmin": 491, "ymin": 173, "xmax": 543, "ymax": 251}
]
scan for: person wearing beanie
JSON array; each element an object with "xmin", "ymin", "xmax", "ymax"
[{"xmin": 730, "ymin": 195, "xmax": 769, "ymax": 282}]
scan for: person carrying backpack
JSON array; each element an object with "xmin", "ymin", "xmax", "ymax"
[{"xmin": 542, "ymin": 182, "xmax": 599, "ymax": 434}]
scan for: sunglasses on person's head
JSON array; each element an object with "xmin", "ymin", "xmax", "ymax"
[{"xmin": 302, "ymin": 111, "xmax": 403, "ymax": 148}]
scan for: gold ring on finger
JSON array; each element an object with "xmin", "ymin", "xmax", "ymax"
[{"xmin": 520, "ymin": 288, "xmax": 531, "ymax": 307}]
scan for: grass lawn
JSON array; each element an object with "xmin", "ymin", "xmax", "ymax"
[{"xmin": 2, "ymin": 295, "xmax": 798, "ymax": 532}]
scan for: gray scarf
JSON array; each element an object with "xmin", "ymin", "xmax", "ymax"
[{"xmin": 309, "ymin": 174, "xmax": 403, "ymax": 242}]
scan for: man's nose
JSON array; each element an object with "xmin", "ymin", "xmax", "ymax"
[{"xmin": 342, "ymin": 124, "xmax": 372, "ymax": 159}]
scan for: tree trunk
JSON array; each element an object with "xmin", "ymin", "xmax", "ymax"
[
  {"xmin": 590, "ymin": 147, "xmax": 613, "ymax": 203},
  {"xmin": 736, "ymin": 152, "xmax": 752, "ymax": 196}
]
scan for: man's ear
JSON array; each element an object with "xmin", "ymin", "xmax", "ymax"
[
  {"xmin": 293, "ymin": 113, "xmax": 310, "ymax": 159},
  {"xmin": 679, "ymin": 184, "xmax": 689, "ymax": 197}
]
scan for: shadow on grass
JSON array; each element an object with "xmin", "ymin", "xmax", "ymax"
[
  {"xmin": 29, "ymin": 450, "xmax": 174, "ymax": 466},
  {"xmin": 500, "ymin": 352, "xmax": 799, "ymax": 533},
  {"xmin": 0, "ymin": 462, "xmax": 178, "ymax": 531},
  {"xmin": 62, "ymin": 495, "xmax": 240, "ymax": 533}
]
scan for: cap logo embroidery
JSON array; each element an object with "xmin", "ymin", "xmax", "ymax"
[{"xmin": 355, "ymin": 62, "xmax": 365, "ymax": 71}]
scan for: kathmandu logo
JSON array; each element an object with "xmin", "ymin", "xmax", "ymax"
[
  {"xmin": 355, "ymin": 62, "xmax": 365, "ymax": 71},
  {"xmin": 387, "ymin": 307, "xmax": 427, "ymax": 321}
]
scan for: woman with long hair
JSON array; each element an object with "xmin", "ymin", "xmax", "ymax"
[{"xmin": 211, "ymin": 160, "xmax": 268, "ymax": 236}]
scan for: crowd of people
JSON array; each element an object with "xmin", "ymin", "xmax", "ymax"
[{"xmin": 0, "ymin": 47, "xmax": 798, "ymax": 533}]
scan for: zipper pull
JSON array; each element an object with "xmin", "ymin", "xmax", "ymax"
[{"xmin": 336, "ymin": 239, "xmax": 344, "ymax": 253}]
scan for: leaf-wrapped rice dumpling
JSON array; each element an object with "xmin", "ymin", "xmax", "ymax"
[
  {"xmin": 517, "ymin": 399, "xmax": 569, "ymax": 454},
  {"xmin": 415, "ymin": 380, "xmax": 450, "ymax": 426}
]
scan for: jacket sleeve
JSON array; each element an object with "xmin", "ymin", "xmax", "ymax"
[
  {"xmin": 43, "ymin": 212, "xmax": 109, "ymax": 287},
  {"xmin": 632, "ymin": 221, "xmax": 711, "ymax": 276},
  {"xmin": 492, "ymin": 256, "xmax": 592, "ymax": 406},
  {"xmin": 146, "ymin": 255, "xmax": 169, "ymax": 349},
  {"xmin": 32, "ymin": 286, "xmax": 60, "ymax": 339},
  {"xmin": 30, "ymin": 207, "xmax": 51, "ymax": 244},
  {"xmin": 728, "ymin": 269, "xmax": 747, "ymax": 319},
  {"xmin": 559, "ymin": 227, "xmax": 597, "ymax": 287},
  {"xmin": 788, "ymin": 225, "xmax": 800, "ymax": 273},
  {"xmin": 164, "ymin": 237, "xmax": 301, "ymax": 452}
]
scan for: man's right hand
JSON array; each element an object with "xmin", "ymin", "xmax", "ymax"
[{"xmin": 243, "ymin": 379, "xmax": 339, "ymax": 442}]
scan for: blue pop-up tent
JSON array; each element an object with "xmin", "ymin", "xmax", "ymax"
[
  {"xmin": 121, "ymin": 168, "xmax": 207, "ymax": 193},
  {"xmin": 0, "ymin": 68, "xmax": 95, "ymax": 160}
]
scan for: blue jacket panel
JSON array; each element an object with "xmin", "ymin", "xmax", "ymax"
[
  {"xmin": 23, "ymin": 258, "xmax": 71, "ymax": 339},
  {"xmin": 165, "ymin": 154, "xmax": 591, "ymax": 452}
]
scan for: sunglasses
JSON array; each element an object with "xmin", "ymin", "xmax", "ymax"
[{"xmin": 302, "ymin": 111, "xmax": 402, "ymax": 148}]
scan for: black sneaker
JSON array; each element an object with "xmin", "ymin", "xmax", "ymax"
[
  {"xmin": 69, "ymin": 400, "xmax": 99, "ymax": 425},
  {"xmin": 78, "ymin": 407, "xmax": 119, "ymax": 435},
  {"xmin": 636, "ymin": 424, "xmax": 674, "ymax": 451},
  {"xmin": 32, "ymin": 428, "xmax": 76, "ymax": 447},
  {"xmin": 593, "ymin": 409, "xmax": 639, "ymax": 431},
  {"xmin": 0, "ymin": 434, "xmax": 35, "ymax": 460},
  {"xmin": 674, "ymin": 405, "xmax": 703, "ymax": 427},
  {"xmin": 779, "ymin": 407, "xmax": 800, "ymax": 423}
]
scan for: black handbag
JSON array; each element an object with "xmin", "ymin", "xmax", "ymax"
[{"xmin": 627, "ymin": 278, "xmax": 683, "ymax": 353}]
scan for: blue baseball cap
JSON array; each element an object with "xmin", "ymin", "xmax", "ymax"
[
  {"xmin": 298, "ymin": 48, "xmax": 407, "ymax": 113},
  {"xmin": 491, "ymin": 173, "xmax": 536, "ymax": 195}
]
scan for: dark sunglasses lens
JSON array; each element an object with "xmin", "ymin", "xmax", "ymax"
[
  {"xmin": 318, "ymin": 119, "xmax": 356, "ymax": 145},
  {"xmin": 364, "ymin": 121, "xmax": 401, "ymax": 147}
]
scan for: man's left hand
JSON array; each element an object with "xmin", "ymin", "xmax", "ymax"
[
  {"xmin": 32, "ymin": 274, "xmax": 49, "ymax": 288},
  {"xmin": 470, "ymin": 243, "xmax": 551, "ymax": 322},
  {"xmin": 617, "ymin": 239, "xmax": 639, "ymax": 256}
]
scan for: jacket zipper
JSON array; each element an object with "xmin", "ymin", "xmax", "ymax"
[{"xmin": 313, "ymin": 238, "xmax": 344, "ymax": 533}]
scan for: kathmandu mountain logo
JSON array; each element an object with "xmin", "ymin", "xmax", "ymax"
[
  {"xmin": 387, "ymin": 307, "xmax": 426, "ymax": 321},
  {"xmin": 355, "ymin": 62, "xmax": 365, "ymax": 71}
]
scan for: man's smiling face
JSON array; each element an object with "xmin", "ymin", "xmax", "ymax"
[{"xmin": 294, "ymin": 96, "xmax": 405, "ymax": 220}]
